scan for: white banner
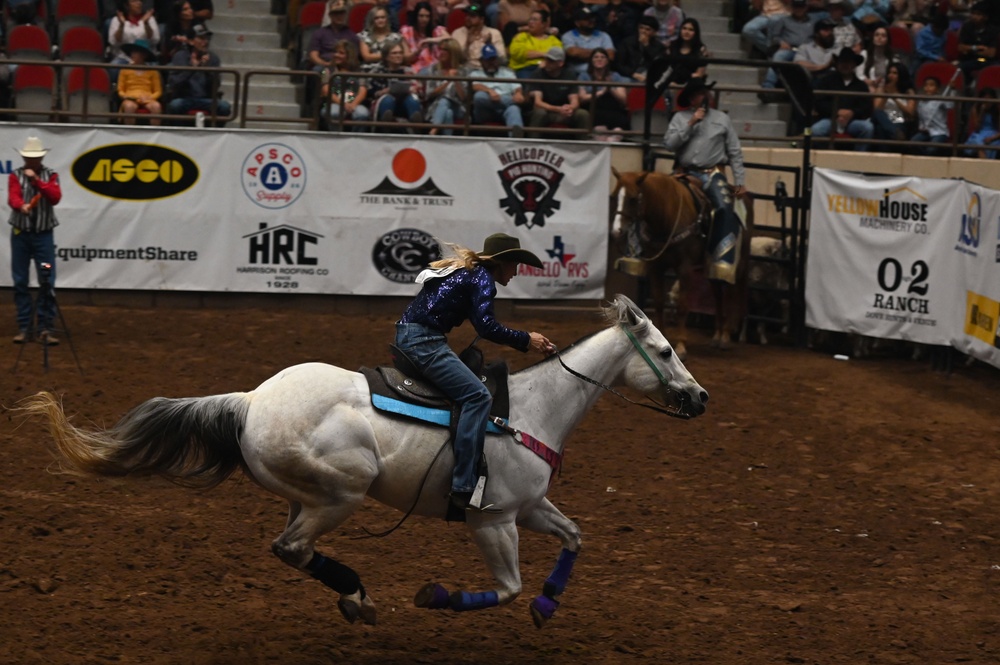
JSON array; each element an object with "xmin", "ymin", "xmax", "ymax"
[
  {"xmin": 807, "ymin": 168, "xmax": 1000, "ymax": 369},
  {"xmin": 0, "ymin": 127, "xmax": 610, "ymax": 299}
]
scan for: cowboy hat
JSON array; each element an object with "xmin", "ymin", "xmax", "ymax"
[
  {"xmin": 676, "ymin": 78, "xmax": 715, "ymax": 109},
  {"xmin": 478, "ymin": 233, "xmax": 543, "ymax": 268},
  {"xmin": 17, "ymin": 136, "xmax": 48, "ymax": 158},
  {"xmin": 833, "ymin": 46, "xmax": 864, "ymax": 66},
  {"xmin": 122, "ymin": 38, "xmax": 155, "ymax": 59}
]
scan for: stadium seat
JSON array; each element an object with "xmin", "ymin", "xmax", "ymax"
[
  {"xmin": 914, "ymin": 61, "xmax": 964, "ymax": 93},
  {"xmin": 887, "ymin": 25, "xmax": 913, "ymax": 56},
  {"xmin": 55, "ymin": 0, "xmax": 99, "ymax": 34},
  {"xmin": 297, "ymin": 1, "xmax": 327, "ymax": 65},
  {"xmin": 8, "ymin": 24, "xmax": 53, "ymax": 60},
  {"xmin": 12, "ymin": 64, "xmax": 56, "ymax": 121},
  {"xmin": 349, "ymin": 2, "xmax": 373, "ymax": 33},
  {"xmin": 445, "ymin": 8, "xmax": 466, "ymax": 33},
  {"xmin": 60, "ymin": 25, "xmax": 105, "ymax": 62},
  {"xmin": 975, "ymin": 64, "xmax": 1000, "ymax": 94},
  {"xmin": 64, "ymin": 65, "xmax": 112, "ymax": 122},
  {"xmin": 944, "ymin": 29, "xmax": 959, "ymax": 62}
]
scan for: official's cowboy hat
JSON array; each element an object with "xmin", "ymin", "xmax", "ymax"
[
  {"xmin": 122, "ymin": 38, "xmax": 156, "ymax": 59},
  {"xmin": 833, "ymin": 46, "xmax": 864, "ymax": 66},
  {"xmin": 676, "ymin": 77, "xmax": 716, "ymax": 109},
  {"xmin": 479, "ymin": 233, "xmax": 543, "ymax": 268},
  {"xmin": 17, "ymin": 136, "xmax": 48, "ymax": 158}
]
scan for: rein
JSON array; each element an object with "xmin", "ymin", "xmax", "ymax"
[
  {"xmin": 555, "ymin": 325, "xmax": 692, "ymax": 420},
  {"xmin": 626, "ymin": 183, "xmax": 698, "ymax": 265}
]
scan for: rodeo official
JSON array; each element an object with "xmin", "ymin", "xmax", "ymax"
[{"xmin": 663, "ymin": 78, "xmax": 747, "ymax": 284}]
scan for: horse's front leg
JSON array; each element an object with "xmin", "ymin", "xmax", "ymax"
[
  {"xmin": 518, "ymin": 498, "xmax": 582, "ymax": 629},
  {"xmin": 414, "ymin": 517, "xmax": 521, "ymax": 613}
]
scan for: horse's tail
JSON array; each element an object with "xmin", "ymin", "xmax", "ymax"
[{"xmin": 20, "ymin": 391, "xmax": 252, "ymax": 489}]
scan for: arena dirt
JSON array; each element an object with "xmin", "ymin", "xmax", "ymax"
[{"xmin": 2, "ymin": 304, "xmax": 999, "ymax": 664}]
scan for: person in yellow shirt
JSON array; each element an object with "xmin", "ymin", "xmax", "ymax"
[
  {"xmin": 509, "ymin": 9, "xmax": 562, "ymax": 79},
  {"xmin": 117, "ymin": 38, "xmax": 163, "ymax": 125}
]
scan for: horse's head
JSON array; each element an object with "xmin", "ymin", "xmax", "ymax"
[
  {"xmin": 610, "ymin": 167, "xmax": 648, "ymax": 240},
  {"xmin": 603, "ymin": 294, "xmax": 708, "ymax": 418}
]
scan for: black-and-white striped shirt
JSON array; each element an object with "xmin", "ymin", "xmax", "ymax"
[{"xmin": 8, "ymin": 166, "xmax": 60, "ymax": 233}]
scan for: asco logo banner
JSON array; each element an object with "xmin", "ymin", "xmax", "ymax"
[{"xmin": 72, "ymin": 143, "xmax": 199, "ymax": 200}]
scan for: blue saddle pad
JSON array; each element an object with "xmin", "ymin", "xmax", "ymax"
[{"xmin": 371, "ymin": 394, "xmax": 506, "ymax": 434}]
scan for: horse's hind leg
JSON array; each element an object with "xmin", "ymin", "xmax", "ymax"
[
  {"xmin": 272, "ymin": 499, "xmax": 377, "ymax": 626},
  {"xmin": 518, "ymin": 498, "xmax": 582, "ymax": 629},
  {"xmin": 414, "ymin": 518, "xmax": 522, "ymax": 614}
]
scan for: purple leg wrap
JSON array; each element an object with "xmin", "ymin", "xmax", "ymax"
[
  {"xmin": 448, "ymin": 590, "xmax": 500, "ymax": 612},
  {"xmin": 530, "ymin": 594, "xmax": 560, "ymax": 620},
  {"xmin": 415, "ymin": 583, "xmax": 451, "ymax": 610},
  {"xmin": 542, "ymin": 548, "xmax": 578, "ymax": 597}
]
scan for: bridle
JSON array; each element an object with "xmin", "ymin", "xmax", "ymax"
[
  {"xmin": 615, "ymin": 180, "xmax": 699, "ymax": 264},
  {"xmin": 555, "ymin": 324, "xmax": 693, "ymax": 419}
]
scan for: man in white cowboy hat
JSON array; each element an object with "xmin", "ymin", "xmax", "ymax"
[
  {"xmin": 8, "ymin": 135, "xmax": 62, "ymax": 345},
  {"xmin": 664, "ymin": 78, "xmax": 747, "ymax": 285},
  {"xmin": 395, "ymin": 233, "xmax": 555, "ymax": 512}
]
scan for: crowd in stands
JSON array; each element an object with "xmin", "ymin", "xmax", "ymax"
[
  {"xmin": 744, "ymin": 0, "xmax": 1000, "ymax": 156},
  {"xmin": 0, "ymin": 0, "xmax": 230, "ymax": 124}
]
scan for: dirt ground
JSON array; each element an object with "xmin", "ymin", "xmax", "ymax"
[{"xmin": 2, "ymin": 301, "xmax": 1000, "ymax": 665}]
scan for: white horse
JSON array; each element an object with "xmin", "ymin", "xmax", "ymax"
[{"xmin": 21, "ymin": 295, "xmax": 708, "ymax": 628}]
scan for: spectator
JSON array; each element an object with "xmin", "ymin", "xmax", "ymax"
[
  {"xmin": 321, "ymin": 40, "xmax": 371, "ymax": 130},
  {"xmin": 109, "ymin": 0, "xmax": 161, "ymax": 86},
  {"xmin": 793, "ymin": 18, "xmax": 839, "ymax": 80},
  {"xmin": 615, "ymin": 15, "xmax": 666, "ymax": 82},
  {"xmin": 118, "ymin": 39, "xmax": 163, "ymax": 125},
  {"xmin": 8, "ymin": 136, "xmax": 62, "ymax": 345},
  {"xmin": 166, "ymin": 24, "xmax": 232, "ymax": 121},
  {"xmin": 963, "ymin": 88, "xmax": 999, "ymax": 158},
  {"xmin": 499, "ymin": 0, "xmax": 538, "ymax": 44},
  {"xmin": 509, "ymin": 9, "xmax": 562, "ymax": 79},
  {"xmin": 644, "ymin": 0, "xmax": 684, "ymax": 47},
  {"xmin": 759, "ymin": 0, "xmax": 815, "ymax": 93},
  {"xmin": 851, "ymin": 0, "xmax": 892, "ymax": 25},
  {"xmin": 369, "ymin": 42, "xmax": 424, "ymax": 130},
  {"xmin": 912, "ymin": 12, "xmax": 949, "ymax": 69},
  {"xmin": 856, "ymin": 25, "xmax": 902, "ymax": 91},
  {"xmin": 596, "ymin": 0, "xmax": 641, "ymax": 47},
  {"xmin": 561, "ymin": 6, "xmax": 616, "ymax": 76},
  {"xmin": 422, "ymin": 38, "xmax": 467, "ymax": 135},
  {"xmin": 871, "ymin": 62, "xmax": 915, "ymax": 143},
  {"xmin": 578, "ymin": 47, "xmax": 629, "ymax": 141},
  {"xmin": 402, "ymin": 2, "xmax": 451, "ymax": 72},
  {"xmin": 527, "ymin": 46, "xmax": 589, "ymax": 137},
  {"xmin": 811, "ymin": 47, "xmax": 875, "ymax": 149},
  {"xmin": 891, "ymin": 0, "xmax": 933, "ymax": 39},
  {"xmin": 161, "ymin": 0, "xmax": 203, "ymax": 65},
  {"xmin": 669, "ymin": 17, "xmax": 709, "ymax": 88},
  {"xmin": 827, "ymin": 0, "xmax": 861, "ymax": 51},
  {"xmin": 742, "ymin": 0, "xmax": 791, "ymax": 57},
  {"xmin": 359, "ymin": 6, "xmax": 410, "ymax": 72},
  {"xmin": 7, "ymin": 0, "xmax": 41, "ymax": 30},
  {"xmin": 307, "ymin": 1, "xmax": 359, "ymax": 72},
  {"xmin": 663, "ymin": 77, "xmax": 747, "ymax": 284},
  {"xmin": 956, "ymin": 2, "xmax": 998, "ymax": 80},
  {"xmin": 469, "ymin": 42, "xmax": 525, "ymax": 137},
  {"xmin": 451, "ymin": 3, "xmax": 505, "ymax": 71},
  {"xmin": 911, "ymin": 73, "xmax": 955, "ymax": 154}
]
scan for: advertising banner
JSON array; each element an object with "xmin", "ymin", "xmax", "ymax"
[
  {"xmin": 807, "ymin": 168, "xmax": 1000, "ymax": 369},
  {"xmin": 0, "ymin": 127, "xmax": 610, "ymax": 299}
]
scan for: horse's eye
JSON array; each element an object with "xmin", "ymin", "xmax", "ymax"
[{"xmin": 659, "ymin": 348, "xmax": 673, "ymax": 360}]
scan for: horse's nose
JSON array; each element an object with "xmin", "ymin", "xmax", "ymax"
[{"xmin": 699, "ymin": 390, "xmax": 709, "ymax": 404}]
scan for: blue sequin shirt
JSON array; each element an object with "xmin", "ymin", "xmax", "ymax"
[{"xmin": 399, "ymin": 266, "xmax": 530, "ymax": 352}]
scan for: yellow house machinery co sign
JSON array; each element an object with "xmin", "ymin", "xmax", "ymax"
[{"xmin": 72, "ymin": 143, "xmax": 199, "ymax": 200}]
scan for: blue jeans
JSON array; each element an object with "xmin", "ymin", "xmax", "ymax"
[
  {"xmin": 812, "ymin": 117, "xmax": 874, "ymax": 150},
  {"xmin": 691, "ymin": 170, "xmax": 740, "ymax": 274},
  {"xmin": 762, "ymin": 48, "xmax": 795, "ymax": 89},
  {"xmin": 741, "ymin": 14, "xmax": 785, "ymax": 54},
  {"xmin": 375, "ymin": 93, "xmax": 422, "ymax": 120},
  {"xmin": 472, "ymin": 91, "xmax": 524, "ymax": 131},
  {"xmin": 911, "ymin": 132, "xmax": 949, "ymax": 156},
  {"xmin": 166, "ymin": 97, "xmax": 233, "ymax": 117},
  {"xmin": 10, "ymin": 229, "xmax": 56, "ymax": 332},
  {"xmin": 324, "ymin": 102, "xmax": 371, "ymax": 131},
  {"xmin": 394, "ymin": 322, "xmax": 492, "ymax": 494},
  {"xmin": 428, "ymin": 97, "xmax": 465, "ymax": 135}
]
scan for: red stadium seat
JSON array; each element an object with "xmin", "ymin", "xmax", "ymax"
[
  {"xmin": 944, "ymin": 29, "xmax": 960, "ymax": 62},
  {"xmin": 55, "ymin": 0, "xmax": 99, "ymax": 33},
  {"xmin": 13, "ymin": 64, "xmax": 56, "ymax": 121},
  {"xmin": 915, "ymin": 61, "xmax": 963, "ymax": 93},
  {"xmin": 60, "ymin": 25, "xmax": 105, "ymax": 62},
  {"xmin": 349, "ymin": 2, "xmax": 374, "ymax": 33},
  {"xmin": 297, "ymin": 1, "xmax": 329, "ymax": 66},
  {"xmin": 445, "ymin": 8, "xmax": 466, "ymax": 33},
  {"xmin": 975, "ymin": 64, "xmax": 1000, "ymax": 94},
  {"xmin": 8, "ymin": 24, "xmax": 52, "ymax": 60},
  {"xmin": 64, "ymin": 65, "xmax": 112, "ymax": 122},
  {"xmin": 887, "ymin": 25, "xmax": 913, "ymax": 56},
  {"xmin": 626, "ymin": 86, "xmax": 668, "ymax": 112}
]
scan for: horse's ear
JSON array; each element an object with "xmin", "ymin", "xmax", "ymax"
[
  {"xmin": 611, "ymin": 166, "xmax": 621, "ymax": 181},
  {"xmin": 636, "ymin": 172, "xmax": 649, "ymax": 187}
]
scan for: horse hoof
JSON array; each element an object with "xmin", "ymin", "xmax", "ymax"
[
  {"xmin": 337, "ymin": 595, "xmax": 361, "ymax": 624},
  {"xmin": 359, "ymin": 594, "xmax": 378, "ymax": 626},
  {"xmin": 414, "ymin": 582, "xmax": 450, "ymax": 609},
  {"xmin": 529, "ymin": 595, "xmax": 559, "ymax": 629}
]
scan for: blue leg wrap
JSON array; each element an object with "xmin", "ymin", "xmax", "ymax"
[
  {"xmin": 542, "ymin": 548, "xmax": 578, "ymax": 598},
  {"xmin": 306, "ymin": 553, "xmax": 364, "ymax": 598},
  {"xmin": 448, "ymin": 590, "xmax": 500, "ymax": 612}
]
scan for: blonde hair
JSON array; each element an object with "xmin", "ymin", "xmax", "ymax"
[
  {"xmin": 429, "ymin": 242, "xmax": 486, "ymax": 270},
  {"xmin": 437, "ymin": 38, "xmax": 466, "ymax": 67}
]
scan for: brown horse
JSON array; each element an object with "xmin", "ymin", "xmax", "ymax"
[{"xmin": 610, "ymin": 167, "xmax": 753, "ymax": 360}]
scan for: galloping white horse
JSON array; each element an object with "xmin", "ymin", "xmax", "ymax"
[{"xmin": 21, "ymin": 295, "xmax": 708, "ymax": 628}]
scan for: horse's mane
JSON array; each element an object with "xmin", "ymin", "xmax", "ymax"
[{"xmin": 601, "ymin": 296, "xmax": 649, "ymax": 335}]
